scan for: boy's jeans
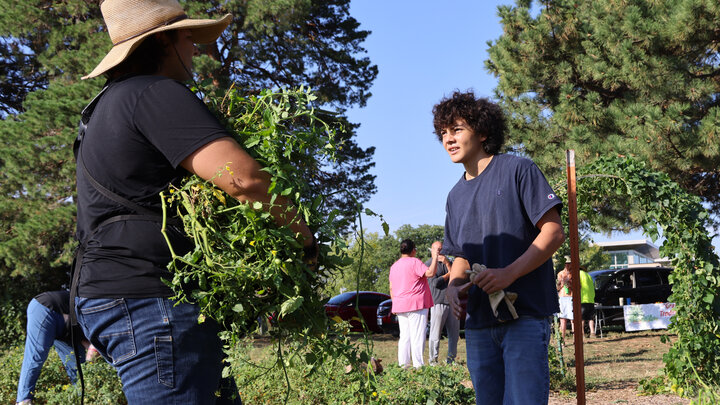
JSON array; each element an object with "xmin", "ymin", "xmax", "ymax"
[
  {"xmin": 17, "ymin": 299, "xmax": 81, "ymax": 402},
  {"xmin": 465, "ymin": 316, "xmax": 551, "ymax": 405},
  {"xmin": 76, "ymin": 297, "xmax": 241, "ymax": 404}
]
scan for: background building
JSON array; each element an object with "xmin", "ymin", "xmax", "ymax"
[{"xmin": 593, "ymin": 239, "xmax": 671, "ymax": 268}]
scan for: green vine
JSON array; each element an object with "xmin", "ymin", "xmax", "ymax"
[
  {"xmin": 555, "ymin": 156, "xmax": 720, "ymax": 400},
  {"xmin": 160, "ymin": 86, "xmax": 379, "ymax": 401}
]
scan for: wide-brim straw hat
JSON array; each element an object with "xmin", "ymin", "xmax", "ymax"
[{"xmin": 83, "ymin": 0, "xmax": 232, "ymax": 79}]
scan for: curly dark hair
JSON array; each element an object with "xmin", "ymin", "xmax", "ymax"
[{"xmin": 432, "ymin": 91, "xmax": 506, "ymax": 155}]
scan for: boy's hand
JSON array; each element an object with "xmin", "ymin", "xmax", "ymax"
[
  {"xmin": 446, "ymin": 280, "xmax": 471, "ymax": 319},
  {"xmin": 473, "ymin": 266, "xmax": 516, "ymax": 295}
]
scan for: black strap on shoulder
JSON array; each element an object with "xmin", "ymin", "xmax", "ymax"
[
  {"xmin": 74, "ymin": 85, "xmax": 110, "ymax": 158},
  {"xmin": 71, "ymin": 85, "xmax": 112, "ymax": 405},
  {"xmin": 80, "ymin": 161, "xmax": 162, "ymax": 218},
  {"xmin": 70, "ymin": 83, "xmax": 178, "ymax": 405}
]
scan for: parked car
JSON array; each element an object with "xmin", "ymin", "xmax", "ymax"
[
  {"xmin": 376, "ymin": 297, "xmax": 467, "ymax": 337},
  {"xmin": 590, "ymin": 266, "xmax": 673, "ymax": 324},
  {"xmin": 324, "ymin": 291, "xmax": 390, "ymax": 333}
]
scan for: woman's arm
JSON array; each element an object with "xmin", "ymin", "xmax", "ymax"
[{"xmin": 181, "ymin": 136, "xmax": 313, "ymax": 246}]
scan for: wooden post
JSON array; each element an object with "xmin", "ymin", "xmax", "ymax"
[{"xmin": 566, "ymin": 149, "xmax": 586, "ymax": 405}]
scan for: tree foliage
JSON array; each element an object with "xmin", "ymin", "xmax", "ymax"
[
  {"xmin": 552, "ymin": 234, "xmax": 610, "ymax": 273},
  {"xmin": 395, "ymin": 224, "xmax": 445, "ymax": 263},
  {"xmin": 487, "ymin": 0, "xmax": 720, "ymax": 226},
  {"xmin": 327, "ymin": 224, "xmax": 445, "ymax": 297},
  {"xmin": 325, "ymin": 231, "xmax": 397, "ymax": 296},
  {"xmin": 0, "ymin": 0, "xmax": 377, "ymax": 325}
]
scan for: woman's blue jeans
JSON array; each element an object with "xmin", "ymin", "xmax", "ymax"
[
  {"xmin": 17, "ymin": 298, "xmax": 82, "ymax": 402},
  {"xmin": 465, "ymin": 316, "xmax": 551, "ymax": 405},
  {"xmin": 76, "ymin": 297, "xmax": 241, "ymax": 404}
]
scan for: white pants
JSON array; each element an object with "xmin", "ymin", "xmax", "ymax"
[{"xmin": 397, "ymin": 308, "xmax": 428, "ymax": 368}]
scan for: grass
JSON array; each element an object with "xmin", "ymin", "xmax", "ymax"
[
  {"xmin": 351, "ymin": 328, "xmax": 673, "ymax": 387},
  {"xmin": 0, "ymin": 326, "xmax": 687, "ymax": 404},
  {"xmin": 557, "ymin": 330, "xmax": 672, "ymax": 386},
  {"xmin": 247, "ymin": 327, "xmax": 672, "ymax": 382},
  {"xmin": 246, "ymin": 326, "xmax": 676, "ymax": 392}
]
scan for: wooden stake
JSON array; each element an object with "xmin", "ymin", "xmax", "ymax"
[{"xmin": 566, "ymin": 149, "xmax": 586, "ymax": 405}]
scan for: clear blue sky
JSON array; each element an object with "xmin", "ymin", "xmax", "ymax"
[
  {"xmin": 346, "ymin": 0, "xmax": 512, "ymax": 235},
  {"xmin": 345, "ymin": 0, "xmax": 720, "ymax": 251}
]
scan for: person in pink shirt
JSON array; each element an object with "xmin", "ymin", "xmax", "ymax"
[{"xmin": 389, "ymin": 239, "xmax": 439, "ymax": 368}]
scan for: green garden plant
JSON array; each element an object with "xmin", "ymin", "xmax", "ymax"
[
  {"xmin": 555, "ymin": 156, "xmax": 720, "ymax": 402},
  {"xmin": 161, "ymin": 86, "xmax": 380, "ymax": 400},
  {"xmin": 0, "ymin": 344, "xmax": 125, "ymax": 404}
]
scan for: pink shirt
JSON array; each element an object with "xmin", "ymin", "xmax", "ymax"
[{"xmin": 389, "ymin": 257, "xmax": 434, "ymax": 314}]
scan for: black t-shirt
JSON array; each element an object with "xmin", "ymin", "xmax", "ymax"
[
  {"xmin": 425, "ymin": 258, "xmax": 451, "ymax": 305},
  {"xmin": 35, "ymin": 290, "xmax": 72, "ymax": 344},
  {"xmin": 76, "ymin": 75, "xmax": 229, "ymax": 298}
]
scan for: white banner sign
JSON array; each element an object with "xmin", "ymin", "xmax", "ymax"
[{"xmin": 624, "ymin": 303, "xmax": 676, "ymax": 331}]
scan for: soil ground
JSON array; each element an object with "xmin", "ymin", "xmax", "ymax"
[{"xmin": 547, "ymin": 330, "xmax": 688, "ymax": 404}]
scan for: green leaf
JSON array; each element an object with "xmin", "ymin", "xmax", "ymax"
[
  {"xmin": 245, "ymin": 137, "xmax": 260, "ymax": 148},
  {"xmin": 279, "ymin": 296, "xmax": 304, "ymax": 317}
]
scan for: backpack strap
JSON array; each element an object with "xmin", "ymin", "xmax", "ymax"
[{"xmin": 70, "ymin": 84, "xmax": 181, "ymax": 404}]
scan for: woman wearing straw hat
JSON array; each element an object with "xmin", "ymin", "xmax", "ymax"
[{"xmin": 73, "ymin": 0, "xmax": 316, "ymax": 403}]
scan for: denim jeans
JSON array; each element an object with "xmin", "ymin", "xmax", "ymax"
[
  {"xmin": 17, "ymin": 298, "xmax": 83, "ymax": 402},
  {"xmin": 76, "ymin": 297, "xmax": 241, "ymax": 404},
  {"xmin": 465, "ymin": 316, "xmax": 551, "ymax": 405}
]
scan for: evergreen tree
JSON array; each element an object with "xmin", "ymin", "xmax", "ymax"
[
  {"xmin": 486, "ymin": 0, "xmax": 720, "ymax": 226},
  {"xmin": 0, "ymin": 1, "xmax": 377, "ymax": 314}
]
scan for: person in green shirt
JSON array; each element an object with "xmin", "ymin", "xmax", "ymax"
[{"xmin": 579, "ymin": 266, "xmax": 597, "ymax": 337}]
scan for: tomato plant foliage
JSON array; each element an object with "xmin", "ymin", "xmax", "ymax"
[
  {"xmin": 560, "ymin": 156, "xmax": 720, "ymax": 399},
  {"xmin": 161, "ymin": 87, "xmax": 376, "ymax": 393}
]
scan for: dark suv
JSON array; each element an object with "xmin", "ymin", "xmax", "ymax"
[{"xmin": 590, "ymin": 266, "xmax": 673, "ymax": 324}]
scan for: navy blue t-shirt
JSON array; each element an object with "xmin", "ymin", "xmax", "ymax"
[
  {"xmin": 441, "ymin": 154, "xmax": 562, "ymax": 329},
  {"xmin": 76, "ymin": 75, "xmax": 229, "ymax": 298}
]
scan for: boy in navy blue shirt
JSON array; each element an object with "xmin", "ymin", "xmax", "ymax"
[{"xmin": 433, "ymin": 91, "xmax": 565, "ymax": 404}]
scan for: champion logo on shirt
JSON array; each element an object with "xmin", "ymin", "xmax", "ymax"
[
  {"xmin": 497, "ymin": 189, "xmax": 502, "ymax": 196},
  {"xmin": 548, "ymin": 193, "xmax": 556, "ymax": 199}
]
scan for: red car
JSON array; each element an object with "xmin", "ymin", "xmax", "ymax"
[
  {"xmin": 324, "ymin": 291, "xmax": 390, "ymax": 333},
  {"xmin": 377, "ymin": 297, "xmax": 468, "ymax": 337}
]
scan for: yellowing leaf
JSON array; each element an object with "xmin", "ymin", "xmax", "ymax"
[{"xmin": 213, "ymin": 189, "xmax": 226, "ymax": 205}]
